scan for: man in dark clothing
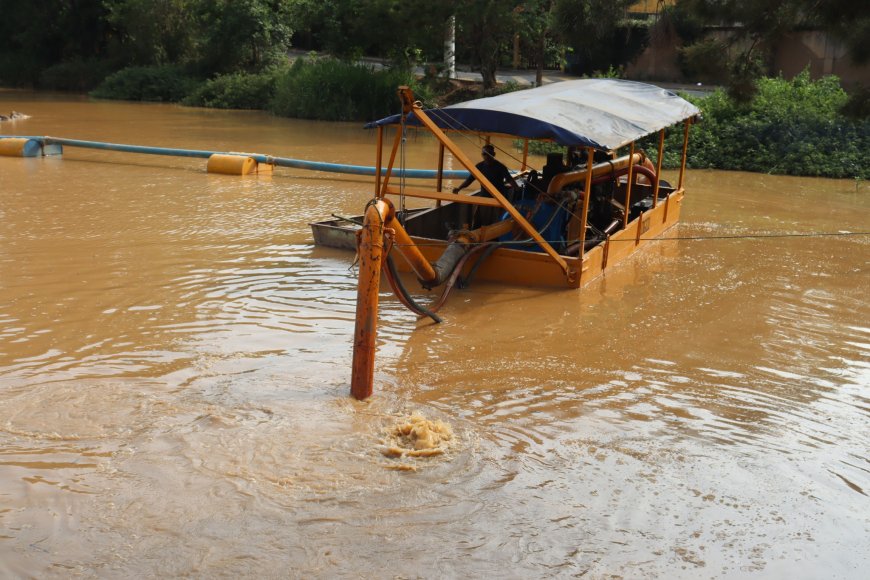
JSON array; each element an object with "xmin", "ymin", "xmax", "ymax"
[{"xmin": 452, "ymin": 144, "xmax": 518, "ymax": 197}]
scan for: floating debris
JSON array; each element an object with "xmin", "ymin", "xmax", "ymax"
[{"xmin": 0, "ymin": 111, "xmax": 30, "ymax": 122}]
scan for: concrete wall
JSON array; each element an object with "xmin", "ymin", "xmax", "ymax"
[
  {"xmin": 624, "ymin": 22, "xmax": 683, "ymax": 82},
  {"xmin": 626, "ymin": 26, "xmax": 870, "ymax": 87},
  {"xmin": 775, "ymin": 31, "xmax": 869, "ymax": 87}
]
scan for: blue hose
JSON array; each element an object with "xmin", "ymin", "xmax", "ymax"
[{"xmin": 0, "ymin": 135, "xmax": 470, "ymax": 179}]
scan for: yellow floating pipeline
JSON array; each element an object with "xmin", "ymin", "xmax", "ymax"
[
  {"xmin": 0, "ymin": 137, "xmax": 44, "ymax": 157},
  {"xmin": 207, "ymin": 153, "xmax": 268, "ymax": 175},
  {"xmin": 0, "ymin": 135, "xmax": 469, "ymax": 178}
]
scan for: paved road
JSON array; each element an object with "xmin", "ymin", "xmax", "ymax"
[
  {"xmin": 449, "ymin": 66, "xmax": 713, "ymax": 96},
  {"xmin": 287, "ymin": 49, "xmax": 713, "ymax": 96}
]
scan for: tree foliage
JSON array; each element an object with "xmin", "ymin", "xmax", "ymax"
[
  {"xmin": 0, "ymin": 0, "xmax": 295, "ymax": 88},
  {"xmin": 455, "ymin": 0, "xmax": 518, "ymax": 89},
  {"xmin": 0, "ymin": 0, "xmax": 866, "ymax": 109},
  {"xmin": 0, "ymin": 0, "xmax": 111, "ymax": 86},
  {"xmin": 270, "ymin": 57, "xmax": 427, "ymax": 121},
  {"xmin": 551, "ymin": 0, "xmax": 637, "ymax": 75},
  {"xmin": 195, "ymin": 0, "xmax": 295, "ymax": 74},
  {"xmin": 104, "ymin": 0, "xmax": 198, "ymax": 67},
  {"xmin": 637, "ymin": 71, "xmax": 868, "ymax": 179},
  {"xmin": 290, "ymin": 0, "xmax": 455, "ymax": 68}
]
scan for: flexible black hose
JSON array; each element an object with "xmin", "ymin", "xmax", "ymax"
[
  {"xmin": 459, "ymin": 242, "xmax": 503, "ymax": 289},
  {"xmin": 385, "ymin": 253, "xmax": 442, "ymax": 323}
]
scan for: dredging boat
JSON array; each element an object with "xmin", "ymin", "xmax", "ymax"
[{"xmin": 311, "ymin": 79, "xmax": 700, "ymax": 399}]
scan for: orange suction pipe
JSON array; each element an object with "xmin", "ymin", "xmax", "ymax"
[
  {"xmin": 351, "ymin": 199, "xmax": 439, "ymax": 399},
  {"xmin": 351, "ymin": 202, "xmax": 386, "ymax": 400}
]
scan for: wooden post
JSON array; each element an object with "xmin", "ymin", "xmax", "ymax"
[
  {"xmin": 679, "ymin": 118, "xmax": 691, "ymax": 191},
  {"xmin": 578, "ymin": 147, "xmax": 594, "ymax": 260},
  {"xmin": 623, "ymin": 142, "xmax": 635, "ymax": 228},
  {"xmin": 375, "ymin": 126, "xmax": 383, "ymax": 197},
  {"xmin": 436, "ymin": 142, "xmax": 445, "ymax": 207},
  {"xmin": 653, "ymin": 129, "xmax": 664, "ymax": 208}
]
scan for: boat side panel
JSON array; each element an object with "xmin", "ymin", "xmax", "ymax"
[
  {"xmin": 312, "ymin": 190, "xmax": 684, "ymax": 289},
  {"xmin": 580, "ymin": 190, "xmax": 684, "ymax": 284},
  {"xmin": 388, "ymin": 239, "xmax": 580, "ymax": 289},
  {"xmin": 311, "ymin": 222, "xmax": 359, "ymax": 251},
  {"xmin": 455, "ymin": 247, "xmax": 581, "ymax": 288}
]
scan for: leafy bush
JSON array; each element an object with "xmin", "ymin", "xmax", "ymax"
[
  {"xmin": 533, "ymin": 72, "xmax": 868, "ymax": 180},
  {"xmin": 39, "ymin": 59, "xmax": 115, "ymax": 92},
  {"xmin": 270, "ymin": 58, "xmax": 425, "ymax": 122},
  {"xmin": 90, "ymin": 65, "xmax": 198, "ymax": 102},
  {"xmin": 677, "ymin": 38, "xmax": 728, "ymax": 85},
  {"xmin": 0, "ymin": 54, "xmax": 45, "ymax": 88},
  {"xmin": 841, "ymin": 85, "xmax": 870, "ymax": 119},
  {"xmin": 684, "ymin": 71, "xmax": 868, "ymax": 178},
  {"xmin": 183, "ymin": 70, "xmax": 279, "ymax": 109}
]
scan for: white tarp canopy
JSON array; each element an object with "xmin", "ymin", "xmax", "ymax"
[{"xmin": 367, "ymin": 79, "xmax": 700, "ymax": 151}]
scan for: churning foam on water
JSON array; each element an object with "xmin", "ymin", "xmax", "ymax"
[{"xmin": 379, "ymin": 412, "xmax": 455, "ymax": 468}]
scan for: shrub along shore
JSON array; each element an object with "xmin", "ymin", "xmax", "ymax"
[{"xmin": 89, "ymin": 59, "xmax": 868, "ymax": 180}]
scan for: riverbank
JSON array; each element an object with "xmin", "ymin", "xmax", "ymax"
[{"xmin": 6, "ymin": 57, "xmax": 868, "ymax": 180}]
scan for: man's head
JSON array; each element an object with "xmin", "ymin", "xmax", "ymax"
[{"xmin": 481, "ymin": 144, "xmax": 495, "ymax": 159}]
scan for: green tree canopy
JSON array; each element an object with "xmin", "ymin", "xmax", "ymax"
[
  {"xmin": 104, "ymin": 0, "xmax": 198, "ymax": 66},
  {"xmin": 0, "ymin": 0, "xmax": 111, "ymax": 86}
]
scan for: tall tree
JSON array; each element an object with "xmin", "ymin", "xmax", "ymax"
[
  {"xmin": 104, "ymin": 0, "xmax": 198, "ymax": 66},
  {"xmin": 0, "ymin": 0, "xmax": 110, "ymax": 85},
  {"xmin": 291, "ymin": 0, "xmax": 455, "ymax": 69},
  {"xmin": 550, "ymin": 0, "xmax": 635, "ymax": 75},
  {"xmin": 455, "ymin": 0, "xmax": 518, "ymax": 90},
  {"xmin": 515, "ymin": 1, "xmax": 555, "ymax": 87},
  {"xmin": 196, "ymin": 0, "xmax": 295, "ymax": 74}
]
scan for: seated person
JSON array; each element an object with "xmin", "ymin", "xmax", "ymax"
[
  {"xmin": 453, "ymin": 144, "xmax": 518, "ymax": 197},
  {"xmin": 568, "ymin": 146, "xmax": 614, "ymax": 168},
  {"xmin": 567, "ymin": 146, "xmax": 583, "ymax": 167},
  {"xmin": 541, "ymin": 152, "xmax": 568, "ymax": 190}
]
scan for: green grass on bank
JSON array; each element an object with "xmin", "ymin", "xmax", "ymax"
[{"xmin": 90, "ymin": 57, "xmax": 429, "ymax": 121}]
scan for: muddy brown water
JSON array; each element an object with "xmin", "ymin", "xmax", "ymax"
[{"xmin": 1, "ymin": 91, "xmax": 868, "ymax": 578}]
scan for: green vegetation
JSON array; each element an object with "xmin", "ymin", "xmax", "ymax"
[
  {"xmin": 87, "ymin": 57, "xmax": 434, "ymax": 122},
  {"xmin": 38, "ymin": 59, "xmax": 115, "ymax": 92},
  {"xmin": 183, "ymin": 70, "xmax": 280, "ymax": 110},
  {"xmin": 532, "ymin": 72, "xmax": 868, "ymax": 179},
  {"xmin": 644, "ymin": 73, "xmax": 868, "ymax": 179},
  {"xmin": 270, "ymin": 59, "xmax": 425, "ymax": 121},
  {"xmin": 90, "ymin": 66, "xmax": 197, "ymax": 102},
  {"xmin": 0, "ymin": 1, "xmax": 866, "ymax": 178}
]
